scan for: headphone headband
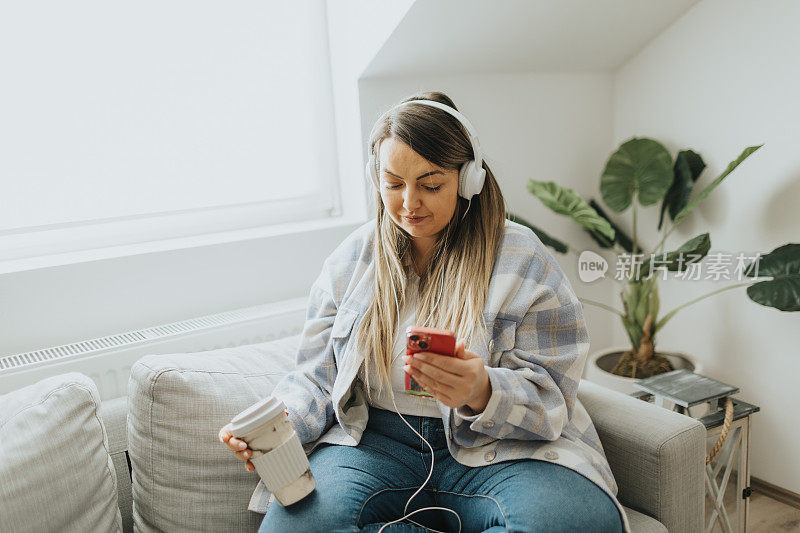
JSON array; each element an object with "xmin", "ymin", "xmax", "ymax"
[{"xmin": 366, "ymin": 99, "xmax": 486, "ymax": 200}]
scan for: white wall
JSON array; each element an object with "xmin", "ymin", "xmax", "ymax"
[
  {"xmin": 325, "ymin": 0, "xmax": 415, "ymax": 220},
  {"xmin": 614, "ymin": 0, "xmax": 800, "ymax": 492},
  {"xmin": 0, "ymin": 2, "xmax": 417, "ymax": 358},
  {"xmin": 0, "ymin": 224, "xmax": 358, "ymax": 357},
  {"xmin": 358, "ymin": 73, "xmax": 620, "ymax": 353}
]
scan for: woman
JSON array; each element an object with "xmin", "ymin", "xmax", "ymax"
[{"xmin": 220, "ymin": 92, "xmax": 629, "ymax": 533}]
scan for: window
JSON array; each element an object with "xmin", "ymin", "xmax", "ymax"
[{"xmin": 0, "ymin": 1, "xmax": 340, "ymax": 267}]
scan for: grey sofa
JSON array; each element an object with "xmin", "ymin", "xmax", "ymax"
[
  {"xmin": 108, "ymin": 334, "xmax": 706, "ymax": 532},
  {"xmin": 9, "ymin": 333, "xmax": 707, "ymax": 532}
]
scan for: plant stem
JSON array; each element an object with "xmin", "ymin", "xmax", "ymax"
[
  {"xmin": 613, "ymin": 242, "xmax": 628, "ymax": 255},
  {"xmin": 656, "ymin": 222, "xmax": 667, "ymax": 255},
  {"xmin": 632, "ymin": 201, "xmax": 638, "ymax": 257},
  {"xmin": 578, "ymin": 297, "xmax": 625, "ymax": 316},
  {"xmin": 655, "ymin": 220, "xmax": 677, "ymax": 255},
  {"xmin": 655, "ymin": 282, "xmax": 750, "ymax": 331}
]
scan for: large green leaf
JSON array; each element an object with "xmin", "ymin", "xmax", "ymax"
[
  {"xmin": 641, "ymin": 233, "xmax": 711, "ymax": 276},
  {"xmin": 585, "ymin": 230, "xmax": 614, "ymax": 249},
  {"xmin": 672, "ymin": 145, "xmax": 763, "ymax": 226},
  {"xmin": 744, "ymin": 243, "xmax": 800, "ymax": 311},
  {"xmin": 526, "ymin": 180, "xmax": 614, "ymax": 240},
  {"xmin": 658, "ymin": 150, "xmax": 706, "ymax": 230},
  {"xmin": 589, "ymin": 199, "xmax": 635, "ymax": 253},
  {"xmin": 505, "ymin": 212, "xmax": 570, "ymax": 253},
  {"xmin": 600, "ymin": 138, "xmax": 674, "ymax": 212}
]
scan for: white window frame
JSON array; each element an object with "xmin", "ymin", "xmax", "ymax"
[
  {"xmin": 0, "ymin": 181, "xmax": 350, "ymax": 275},
  {"xmin": 0, "ymin": 0, "xmax": 359, "ymax": 275}
]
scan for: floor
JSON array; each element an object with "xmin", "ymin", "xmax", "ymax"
[
  {"xmin": 747, "ymin": 492, "xmax": 800, "ymax": 532},
  {"xmin": 703, "ymin": 473, "xmax": 800, "ymax": 532}
]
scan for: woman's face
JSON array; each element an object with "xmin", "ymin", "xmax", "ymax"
[{"xmin": 378, "ymin": 137, "xmax": 459, "ymax": 248}]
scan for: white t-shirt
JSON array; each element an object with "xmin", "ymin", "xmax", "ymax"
[{"xmin": 357, "ymin": 270, "xmax": 442, "ymax": 417}]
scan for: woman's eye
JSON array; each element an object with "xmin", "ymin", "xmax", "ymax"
[{"xmin": 383, "ymin": 182, "xmax": 440, "ymax": 192}]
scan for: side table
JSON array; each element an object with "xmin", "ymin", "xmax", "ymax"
[{"xmin": 630, "ymin": 369, "xmax": 760, "ymax": 533}]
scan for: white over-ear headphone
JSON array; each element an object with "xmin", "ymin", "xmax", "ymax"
[{"xmin": 366, "ymin": 99, "xmax": 486, "ymax": 200}]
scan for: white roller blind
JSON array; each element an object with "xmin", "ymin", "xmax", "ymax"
[{"xmin": 0, "ymin": 1, "xmax": 339, "ymax": 261}]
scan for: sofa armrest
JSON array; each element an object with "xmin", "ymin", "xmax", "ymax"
[{"xmin": 577, "ymin": 379, "xmax": 706, "ymax": 533}]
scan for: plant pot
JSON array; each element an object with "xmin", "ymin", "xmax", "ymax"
[{"xmin": 584, "ymin": 346, "xmax": 704, "ymax": 397}]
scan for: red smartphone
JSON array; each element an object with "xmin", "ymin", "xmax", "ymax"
[{"xmin": 405, "ymin": 326, "xmax": 456, "ymax": 397}]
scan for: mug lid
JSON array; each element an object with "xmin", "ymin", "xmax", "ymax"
[{"xmin": 229, "ymin": 395, "xmax": 286, "ymax": 437}]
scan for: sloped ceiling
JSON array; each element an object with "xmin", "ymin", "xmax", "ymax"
[
  {"xmin": 326, "ymin": 0, "xmax": 415, "ymax": 80},
  {"xmin": 362, "ymin": 0, "xmax": 699, "ymax": 77}
]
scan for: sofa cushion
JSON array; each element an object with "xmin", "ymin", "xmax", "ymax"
[
  {"xmin": 99, "ymin": 396, "xmax": 133, "ymax": 532},
  {"xmin": 623, "ymin": 506, "xmax": 668, "ymax": 533},
  {"xmin": 0, "ymin": 372, "xmax": 122, "ymax": 532},
  {"xmin": 127, "ymin": 336, "xmax": 298, "ymax": 532}
]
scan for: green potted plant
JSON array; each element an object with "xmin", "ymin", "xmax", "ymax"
[{"xmin": 509, "ymin": 138, "xmax": 799, "ymax": 394}]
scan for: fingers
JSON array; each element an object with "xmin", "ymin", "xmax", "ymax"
[
  {"xmin": 227, "ymin": 437, "xmax": 249, "ymax": 452},
  {"xmin": 230, "ymin": 440, "xmax": 256, "ymax": 471},
  {"xmin": 219, "ymin": 425, "xmax": 250, "ymax": 453},
  {"xmin": 410, "ymin": 361, "xmax": 451, "ymax": 384},
  {"xmin": 456, "ymin": 340, "xmax": 481, "ymax": 360},
  {"xmin": 455, "ymin": 339, "xmax": 466, "ymax": 358},
  {"xmin": 406, "ymin": 352, "xmax": 466, "ymax": 376},
  {"xmin": 219, "ymin": 424, "xmax": 245, "ymax": 450},
  {"xmin": 235, "ymin": 449, "xmax": 252, "ymax": 461},
  {"xmin": 406, "ymin": 356, "xmax": 465, "ymax": 385},
  {"xmin": 423, "ymin": 383, "xmax": 454, "ymax": 405},
  {"xmin": 409, "ymin": 366, "xmax": 456, "ymax": 394},
  {"xmin": 229, "ymin": 440, "xmax": 255, "ymax": 471},
  {"xmin": 219, "ymin": 424, "xmax": 255, "ymax": 472}
]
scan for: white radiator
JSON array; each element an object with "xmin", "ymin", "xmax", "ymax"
[{"xmin": 0, "ymin": 298, "xmax": 307, "ymax": 400}]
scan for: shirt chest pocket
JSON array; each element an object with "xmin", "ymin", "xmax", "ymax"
[
  {"xmin": 330, "ymin": 307, "xmax": 360, "ymax": 366},
  {"xmin": 488, "ymin": 318, "xmax": 517, "ymax": 365}
]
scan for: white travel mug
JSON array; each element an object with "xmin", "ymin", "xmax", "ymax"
[{"xmin": 228, "ymin": 396, "xmax": 316, "ymax": 506}]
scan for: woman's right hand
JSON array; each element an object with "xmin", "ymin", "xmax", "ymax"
[{"xmin": 218, "ymin": 423, "xmax": 255, "ymax": 472}]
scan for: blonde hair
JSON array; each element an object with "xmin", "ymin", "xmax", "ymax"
[{"xmin": 355, "ymin": 91, "xmax": 506, "ymax": 402}]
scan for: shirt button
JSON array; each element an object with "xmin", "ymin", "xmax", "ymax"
[
  {"xmin": 488, "ymin": 339, "xmax": 495, "ymax": 351},
  {"xmin": 482, "ymin": 420, "xmax": 494, "ymax": 428},
  {"xmin": 544, "ymin": 450, "xmax": 559, "ymax": 461},
  {"xmin": 484, "ymin": 451, "xmax": 496, "ymax": 462}
]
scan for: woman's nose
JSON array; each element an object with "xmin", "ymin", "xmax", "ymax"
[{"xmin": 403, "ymin": 187, "xmax": 421, "ymax": 211}]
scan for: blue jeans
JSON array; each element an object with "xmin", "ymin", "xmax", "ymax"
[{"xmin": 259, "ymin": 405, "xmax": 623, "ymax": 533}]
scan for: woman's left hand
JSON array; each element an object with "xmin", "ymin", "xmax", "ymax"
[{"xmin": 404, "ymin": 340, "xmax": 492, "ymax": 412}]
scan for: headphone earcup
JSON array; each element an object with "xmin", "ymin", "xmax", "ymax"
[{"xmin": 458, "ymin": 159, "xmax": 486, "ymax": 199}]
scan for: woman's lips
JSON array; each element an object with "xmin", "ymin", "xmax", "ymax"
[{"xmin": 403, "ymin": 215, "xmax": 427, "ymax": 224}]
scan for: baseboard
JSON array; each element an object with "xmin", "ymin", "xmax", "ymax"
[{"xmin": 751, "ymin": 476, "xmax": 800, "ymax": 510}]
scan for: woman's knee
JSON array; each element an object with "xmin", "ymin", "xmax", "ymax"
[
  {"xmin": 258, "ymin": 442, "xmax": 417, "ymax": 533},
  {"xmin": 505, "ymin": 465, "xmax": 622, "ymax": 532},
  {"xmin": 467, "ymin": 460, "xmax": 623, "ymax": 533},
  {"xmin": 258, "ymin": 488, "xmax": 361, "ymax": 533}
]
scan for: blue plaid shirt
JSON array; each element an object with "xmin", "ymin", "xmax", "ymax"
[{"xmin": 248, "ymin": 218, "xmax": 629, "ymax": 532}]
